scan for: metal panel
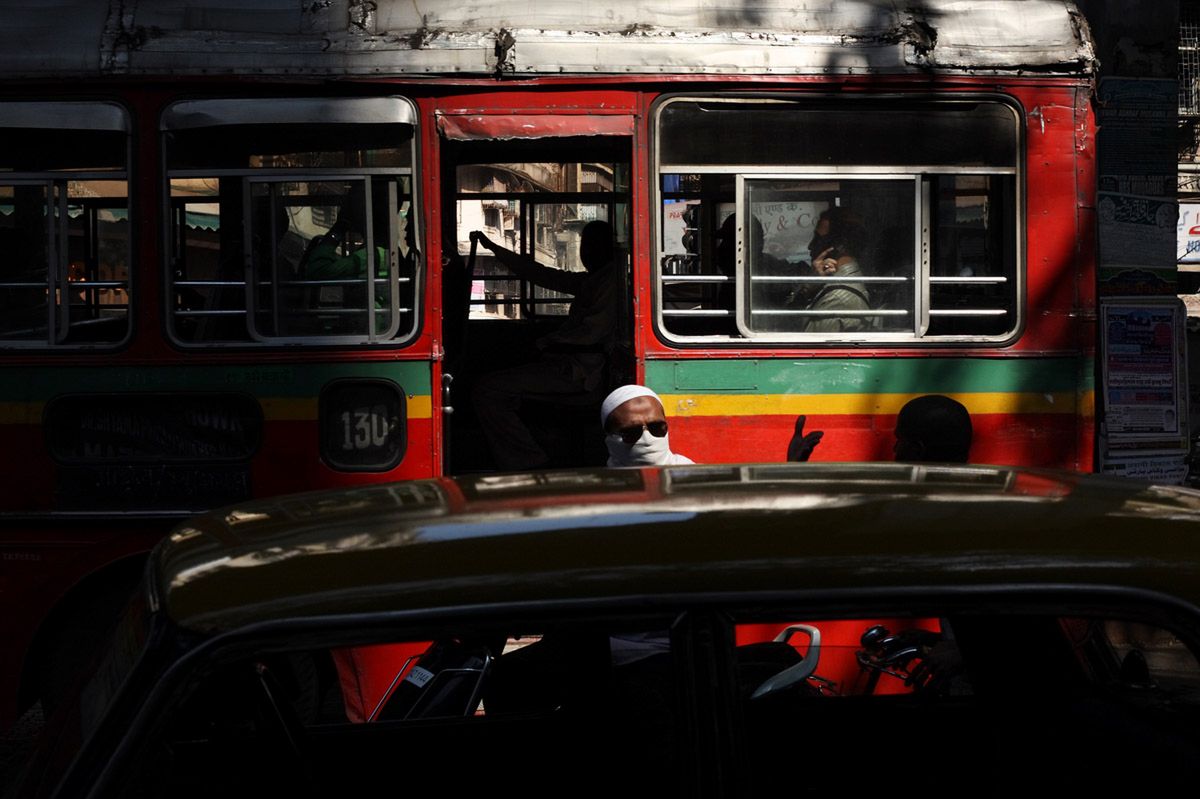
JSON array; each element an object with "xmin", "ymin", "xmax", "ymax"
[
  {"xmin": 0, "ymin": 0, "xmax": 1095, "ymax": 78},
  {"xmin": 437, "ymin": 114, "xmax": 635, "ymax": 140},
  {"xmin": 0, "ymin": 102, "xmax": 128, "ymax": 131},
  {"xmin": 160, "ymin": 97, "xmax": 417, "ymax": 131}
]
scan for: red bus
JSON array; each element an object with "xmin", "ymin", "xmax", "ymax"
[{"xmin": 0, "ymin": 1, "xmax": 1097, "ymax": 726}]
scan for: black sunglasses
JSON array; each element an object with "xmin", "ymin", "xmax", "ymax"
[{"xmin": 612, "ymin": 420, "xmax": 669, "ymax": 445}]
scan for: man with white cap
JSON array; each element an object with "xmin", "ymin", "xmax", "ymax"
[{"xmin": 600, "ymin": 385, "xmax": 694, "ymax": 466}]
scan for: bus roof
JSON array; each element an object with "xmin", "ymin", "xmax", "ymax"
[{"xmin": 6, "ymin": 0, "xmax": 1095, "ymax": 80}]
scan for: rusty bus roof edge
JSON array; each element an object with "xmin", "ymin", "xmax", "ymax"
[{"xmin": 2, "ymin": 0, "xmax": 1097, "ymax": 79}]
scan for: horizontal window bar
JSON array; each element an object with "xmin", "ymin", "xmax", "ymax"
[
  {"xmin": 749, "ymin": 275, "xmax": 909, "ymax": 283},
  {"xmin": 467, "ymin": 299, "xmax": 572, "ymax": 306},
  {"xmin": 251, "ymin": 308, "xmax": 412, "ymax": 316},
  {"xmin": 663, "ymin": 309, "xmax": 733, "ymax": 317},
  {"xmin": 169, "ymin": 167, "xmax": 412, "ymax": 179},
  {"xmin": 66, "ymin": 281, "xmax": 127, "ymax": 289},
  {"xmin": 173, "ymin": 309, "xmax": 247, "ymax": 317},
  {"xmin": 455, "ymin": 192, "xmax": 628, "ymax": 201},
  {"xmin": 246, "ymin": 278, "xmax": 413, "ymax": 288},
  {"xmin": 2, "ymin": 171, "xmax": 128, "ymax": 181},
  {"xmin": 929, "ymin": 276, "xmax": 1008, "ymax": 284},
  {"xmin": 175, "ymin": 281, "xmax": 246, "ymax": 288},
  {"xmin": 751, "ymin": 309, "xmax": 909, "ymax": 316},
  {"xmin": 661, "ymin": 275, "xmax": 731, "ymax": 283},
  {"xmin": 661, "ymin": 165, "xmax": 1017, "ymax": 175},
  {"xmin": 928, "ymin": 309, "xmax": 1008, "ymax": 316}
]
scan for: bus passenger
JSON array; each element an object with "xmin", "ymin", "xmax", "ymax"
[
  {"xmin": 803, "ymin": 208, "xmax": 871, "ymax": 333},
  {"xmin": 601, "ymin": 385, "xmax": 694, "ymax": 466},
  {"xmin": 785, "ymin": 394, "xmax": 973, "ymax": 463},
  {"xmin": 471, "ymin": 221, "xmax": 621, "ymax": 470},
  {"xmin": 300, "ymin": 186, "xmax": 389, "ymax": 283},
  {"xmin": 893, "ymin": 394, "xmax": 973, "ymax": 463},
  {"xmin": 729, "ymin": 213, "xmax": 805, "ymax": 315}
]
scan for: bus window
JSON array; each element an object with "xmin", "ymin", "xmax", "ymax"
[
  {"xmin": 455, "ymin": 163, "xmax": 628, "ymax": 321},
  {"xmin": 0, "ymin": 102, "xmax": 131, "ymax": 348},
  {"xmin": 163, "ymin": 97, "xmax": 420, "ymax": 346},
  {"xmin": 654, "ymin": 97, "xmax": 1020, "ymax": 344}
]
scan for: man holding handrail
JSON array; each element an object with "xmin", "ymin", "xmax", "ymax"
[{"xmin": 470, "ymin": 220, "xmax": 621, "ymax": 470}]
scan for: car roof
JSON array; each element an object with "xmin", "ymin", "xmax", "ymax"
[{"xmin": 152, "ymin": 463, "xmax": 1200, "ymax": 634}]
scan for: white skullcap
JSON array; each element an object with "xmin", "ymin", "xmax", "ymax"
[{"xmin": 600, "ymin": 385, "xmax": 663, "ymax": 428}]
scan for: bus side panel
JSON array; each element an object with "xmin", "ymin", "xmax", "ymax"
[
  {"xmin": 0, "ymin": 360, "xmax": 436, "ymax": 514},
  {"xmin": 0, "ymin": 522, "xmax": 163, "ymax": 726},
  {"xmin": 646, "ymin": 357, "xmax": 1092, "ymax": 469},
  {"xmin": 0, "ymin": 358, "xmax": 434, "ymax": 724},
  {"xmin": 1073, "ymin": 85, "xmax": 1099, "ymax": 472}
]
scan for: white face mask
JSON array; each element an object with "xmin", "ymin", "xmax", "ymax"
[{"xmin": 606, "ymin": 428, "xmax": 674, "ymax": 466}]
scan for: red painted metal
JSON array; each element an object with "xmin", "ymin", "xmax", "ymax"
[
  {"xmin": 437, "ymin": 112, "xmax": 635, "ymax": 139},
  {"xmin": 0, "ymin": 73, "xmax": 1097, "ymax": 729}
]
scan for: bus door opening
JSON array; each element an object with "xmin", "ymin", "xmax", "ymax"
[{"xmin": 438, "ymin": 128, "xmax": 633, "ymax": 474}]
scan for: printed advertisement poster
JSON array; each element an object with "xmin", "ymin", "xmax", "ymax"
[
  {"xmin": 1096, "ymin": 78, "xmax": 1176, "ymax": 199},
  {"xmin": 1100, "ymin": 299, "xmax": 1188, "ymax": 452},
  {"xmin": 1098, "ymin": 192, "xmax": 1177, "ymax": 270},
  {"xmin": 1179, "ymin": 202, "xmax": 1200, "ymax": 264}
]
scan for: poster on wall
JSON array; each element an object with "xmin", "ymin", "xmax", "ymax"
[
  {"xmin": 1178, "ymin": 201, "xmax": 1200, "ymax": 264},
  {"xmin": 1096, "ymin": 78, "xmax": 1178, "ymax": 291},
  {"xmin": 1100, "ymin": 298, "xmax": 1189, "ymax": 478}
]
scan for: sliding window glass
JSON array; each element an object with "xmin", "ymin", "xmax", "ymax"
[
  {"xmin": 163, "ymin": 98, "xmax": 420, "ymax": 346},
  {"xmin": 0, "ymin": 103, "xmax": 131, "ymax": 348},
  {"xmin": 654, "ymin": 96, "xmax": 1021, "ymax": 344}
]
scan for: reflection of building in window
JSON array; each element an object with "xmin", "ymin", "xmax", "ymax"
[
  {"xmin": 164, "ymin": 99, "xmax": 417, "ymax": 345},
  {"xmin": 1179, "ymin": 2, "xmax": 1200, "ymax": 313},
  {"xmin": 656, "ymin": 98, "xmax": 1019, "ymax": 342},
  {"xmin": 457, "ymin": 162, "xmax": 618, "ymax": 321},
  {"xmin": 0, "ymin": 106, "xmax": 131, "ymax": 347}
]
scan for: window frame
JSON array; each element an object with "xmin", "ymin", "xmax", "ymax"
[
  {"xmin": 453, "ymin": 183, "xmax": 628, "ymax": 322},
  {"xmin": 650, "ymin": 93, "xmax": 1026, "ymax": 348},
  {"xmin": 0, "ymin": 101, "xmax": 133, "ymax": 351},
  {"xmin": 734, "ymin": 172, "xmax": 925, "ymax": 342},
  {"xmin": 160, "ymin": 96, "xmax": 422, "ymax": 349}
]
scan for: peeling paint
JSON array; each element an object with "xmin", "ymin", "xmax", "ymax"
[
  {"xmin": 1030, "ymin": 106, "xmax": 1047, "ymax": 134},
  {"xmin": 348, "ymin": 0, "xmax": 377, "ymax": 36},
  {"xmin": 25, "ymin": 0, "xmax": 1100, "ymax": 79},
  {"xmin": 493, "ymin": 27, "xmax": 515, "ymax": 77}
]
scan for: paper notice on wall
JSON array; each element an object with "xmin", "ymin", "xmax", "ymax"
[
  {"xmin": 1101, "ymin": 456, "xmax": 1189, "ymax": 485},
  {"xmin": 1100, "ymin": 299, "xmax": 1189, "ymax": 455},
  {"xmin": 1098, "ymin": 192, "xmax": 1177, "ymax": 270}
]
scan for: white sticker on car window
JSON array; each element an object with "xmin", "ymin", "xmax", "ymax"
[{"xmin": 405, "ymin": 665, "xmax": 435, "ymax": 688}]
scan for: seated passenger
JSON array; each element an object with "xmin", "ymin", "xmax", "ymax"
[
  {"xmin": 729, "ymin": 213, "xmax": 806, "ymax": 313},
  {"xmin": 471, "ymin": 221, "xmax": 620, "ymax": 471},
  {"xmin": 301, "ymin": 186, "xmax": 388, "ymax": 284},
  {"xmin": 802, "ymin": 208, "xmax": 872, "ymax": 333},
  {"xmin": 298, "ymin": 187, "xmax": 413, "ymax": 335}
]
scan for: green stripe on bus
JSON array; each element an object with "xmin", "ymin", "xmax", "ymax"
[
  {"xmin": 0, "ymin": 361, "xmax": 433, "ymax": 401},
  {"xmin": 645, "ymin": 357, "xmax": 1092, "ymax": 396}
]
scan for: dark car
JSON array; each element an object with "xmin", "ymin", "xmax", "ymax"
[{"xmin": 16, "ymin": 463, "xmax": 1200, "ymax": 797}]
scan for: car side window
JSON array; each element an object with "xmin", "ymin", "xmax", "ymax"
[
  {"xmin": 734, "ymin": 613, "xmax": 1200, "ymax": 797},
  {"xmin": 114, "ymin": 622, "xmax": 680, "ymax": 797}
]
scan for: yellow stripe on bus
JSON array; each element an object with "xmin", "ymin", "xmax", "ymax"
[
  {"xmin": 0, "ymin": 397, "xmax": 436, "ymax": 426},
  {"xmin": 0, "ymin": 402, "xmax": 43, "ymax": 424},
  {"xmin": 260, "ymin": 395, "xmax": 433, "ymax": 421},
  {"xmin": 660, "ymin": 391, "xmax": 1095, "ymax": 418}
]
